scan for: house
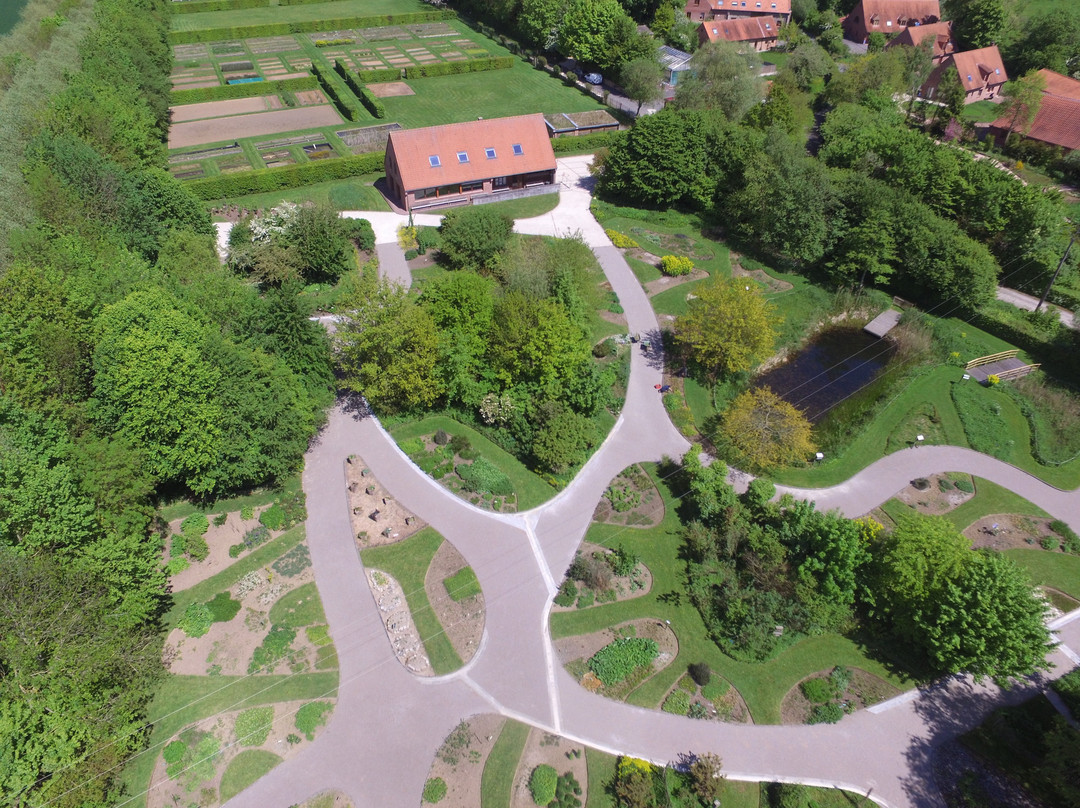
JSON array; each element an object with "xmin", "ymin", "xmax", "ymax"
[
  {"xmin": 699, "ymin": 16, "xmax": 779, "ymax": 50},
  {"xmin": 990, "ymin": 69, "xmax": 1080, "ymax": 151},
  {"xmin": 884, "ymin": 20, "xmax": 954, "ymax": 63},
  {"xmin": 683, "ymin": 0, "xmax": 791, "ymax": 25},
  {"xmin": 383, "ymin": 114, "xmax": 557, "ymax": 212},
  {"xmin": 921, "ymin": 45, "xmax": 1008, "ymax": 103},
  {"xmin": 842, "ymin": 0, "xmax": 941, "ymax": 44}
]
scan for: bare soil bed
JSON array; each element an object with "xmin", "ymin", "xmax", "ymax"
[
  {"xmin": 555, "ymin": 618, "xmax": 678, "ymax": 700},
  {"xmin": 894, "ymin": 473, "xmax": 974, "ymax": 515},
  {"xmin": 425, "ymin": 541, "xmax": 485, "ymax": 665},
  {"xmin": 510, "ymin": 728, "xmax": 589, "ymax": 808},
  {"xmin": 165, "ymin": 506, "xmax": 274, "ymax": 592},
  {"xmin": 424, "ymin": 714, "xmax": 506, "ymax": 808},
  {"xmin": 592, "ymin": 464, "xmax": 664, "ymax": 528},
  {"xmin": 644, "ymin": 268, "xmax": 710, "ymax": 297},
  {"xmin": 964, "ymin": 513, "xmax": 1065, "ymax": 551},
  {"xmin": 171, "ymin": 96, "xmax": 272, "ymax": 122},
  {"xmin": 551, "ymin": 542, "xmax": 652, "ymax": 613},
  {"xmin": 731, "ymin": 251, "xmax": 793, "ymax": 292},
  {"xmin": 780, "ymin": 668, "xmax": 903, "ymax": 725},
  {"xmin": 366, "ymin": 568, "xmax": 433, "ymax": 676},
  {"xmin": 168, "ymin": 106, "xmax": 342, "ymax": 149},
  {"xmin": 367, "ymin": 80, "xmax": 415, "ymax": 97},
  {"xmin": 294, "ymin": 89, "xmax": 328, "ymax": 105},
  {"xmin": 346, "ymin": 454, "xmax": 425, "ymax": 549}
]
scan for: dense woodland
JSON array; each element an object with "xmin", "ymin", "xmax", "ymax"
[{"xmin": 0, "ymin": 1, "xmax": 333, "ymax": 804}]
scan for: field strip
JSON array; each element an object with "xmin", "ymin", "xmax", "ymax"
[
  {"xmin": 172, "ymin": 97, "xmax": 275, "ymax": 123},
  {"xmin": 169, "ymin": 105, "xmax": 343, "ymax": 150}
]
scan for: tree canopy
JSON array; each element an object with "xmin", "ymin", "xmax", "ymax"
[
  {"xmin": 719, "ymin": 387, "xmax": 816, "ymax": 471},
  {"xmin": 674, "ymin": 277, "xmax": 780, "ymax": 378}
]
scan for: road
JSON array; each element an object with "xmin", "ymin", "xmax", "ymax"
[
  {"xmin": 996, "ymin": 286, "xmax": 1076, "ymax": 330},
  {"xmin": 221, "ymin": 156, "xmax": 1080, "ymax": 808}
]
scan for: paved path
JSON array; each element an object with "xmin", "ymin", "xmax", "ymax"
[
  {"xmin": 997, "ymin": 286, "xmax": 1076, "ymax": 329},
  {"xmin": 222, "ymin": 157, "xmax": 1080, "ymax": 808}
]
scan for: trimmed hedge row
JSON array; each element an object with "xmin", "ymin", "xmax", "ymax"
[
  {"xmin": 334, "ymin": 60, "xmax": 385, "ymax": 119},
  {"xmin": 171, "ymin": 75, "xmax": 317, "ymax": 105},
  {"xmin": 357, "ymin": 67, "xmax": 402, "ymax": 83},
  {"xmin": 402, "ymin": 56, "xmax": 513, "ymax": 79},
  {"xmin": 172, "ymin": 0, "xmax": 267, "ymax": 13},
  {"xmin": 551, "ymin": 130, "xmax": 626, "ymax": 154},
  {"xmin": 278, "ymin": 0, "xmax": 333, "ymax": 5},
  {"xmin": 168, "ymin": 11, "xmax": 455, "ymax": 44},
  {"xmin": 185, "ymin": 151, "xmax": 385, "ymax": 200},
  {"xmin": 311, "ymin": 62, "xmax": 363, "ymax": 122}
]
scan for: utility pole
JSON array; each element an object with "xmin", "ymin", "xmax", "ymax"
[{"xmin": 1035, "ymin": 230, "xmax": 1076, "ymax": 312}]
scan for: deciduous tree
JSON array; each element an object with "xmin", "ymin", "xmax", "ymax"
[
  {"xmin": 672, "ymin": 39, "xmax": 765, "ymax": 122},
  {"xmin": 620, "ymin": 56, "xmax": 664, "ymax": 113},
  {"xmin": 438, "ymin": 206, "xmax": 514, "ymax": 271},
  {"xmin": 947, "ymin": 0, "xmax": 1007, "ymax": 50},
  {"xmin": 1000, "ymin": 69, "xmax": 1047, "ymax": 137},
  {"xmin": 719, "ymin": 387, "xmax": 816, "ymax": 471},
  {"xmin": 674, "ymin": 277, "xmax": 779, "ymax": 378}
]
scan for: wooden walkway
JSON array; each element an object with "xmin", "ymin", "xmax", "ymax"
[
  {"xmin": 965, "ymin": 350, "xmax": 1040, "ymax": 383},
  {"xmin": 864, "ymin": 309, "xmax": 901, "ymax": 338}
]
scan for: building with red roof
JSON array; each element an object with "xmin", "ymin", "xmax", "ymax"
[
  {"xmin": 684, "ymin": 0, "xmax": 790, "ymax": 25},
  {"xmin": 698, "ymin": 16, "xmax": 779, "ymax": 49},
  {"xmin": 991, "ymin": 69, "xmax": 1080, "ymax": 151},
  {"xmin": 384, "ymin": 114, "xmax": 557, "ymax": 212},
  {"xmin": 922, "ymin": 45, "xmax": 1008, "ymax": 104},
  {"xmin": 884, "ymin": 20, "xmax": 954, "ymax": 63},
  {"xmin": 842, "ymin": 0, "xmax": 941, "ymax": 44}
]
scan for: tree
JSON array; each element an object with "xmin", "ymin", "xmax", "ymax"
[
  {"xmin": 532, "ymin": 406, "xmax": 596, "ymax": 473},
  {"xmin": 689, "ymin": 752, "xmax": 725, "ymax": 803},
  {"xmin": 559, "ymin": 0, "xmax": 629, "ymax": 67},
  {"xmin": 620, "ymin": 56, "xmax": 664, "ymax": 113},
  {"xmin": 674, "ymin": 277, "xmax": 779, "ymax": 378},
  {"xmin": 719, "ymin": 387, "xmax": 816, "ymax": 471},
  {"xmin": 672, "ymin": 39, "xmax": 765, "ymax": 122},
  {"xmin": 999, "ymin": 70, "xmax": 1047, "ymax": 137},
  {"xmin": 933, "ymin": 68, "xmax": 967, "ymax": 124},
  {"xmin": 681, "ymin": 448, "xmax": 738, "ymax": 526},
  {"xmin": 947, "ymin": 0, "xmax": 1007, "ymax": 50},
  {"xmin": 784, "ymin": 41, "xmax": 833, "ymax": 90},
  {"xmin": 518, "ymin": 0, "xmax": 564, "ymax": 50},
  {"xmin": 288, "ymin": 202, "xmax": 353, "ymax": 283},
  {"xmin": 1006, "ymin": 9, "xmax": 1080, "ymax": 77},
  {"xmin": 438, "ymin": 206, "xmax": 514, "ymax": 271},
  {"xmin": 744, "ymin": 83, "xmax": 797, "ymax": 133}
]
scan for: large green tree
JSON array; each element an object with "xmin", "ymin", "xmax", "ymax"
[
  {"xmin": 438, "ymin": 206, "xmax": 514, "ymax": 271},
  {"xmin": 620, "ymin": 56, "xmax": 664, "ymax": 113},
  {"xmin": 946, "ymin": 0, "xmax": 1007, "ymax": 50},
  {"xmin": 672, "ymin": 39, "xmax": 765, "ymax": 122},
  {"xmin": 719, "ymin": 387, "xmax": 816, "ymax": 472},
  {"xmin": 674, "ymin": 277, "xmax": 779, "ymax": 378}
]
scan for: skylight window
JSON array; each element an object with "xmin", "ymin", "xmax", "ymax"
[
  {"xmin": 512, "ymin": 143, "xmax": 523, "ymax": 156},
  {"xmin": 457, "ymin": 151, "xmax": 469, "ymax": 163},
  {"xmin": 967, "ymin": 74, "xmax": 973, "ymax": 81},
  {"xmin": 485, "ymin": 147, "xmax": 497, "ymax": 159},
  {"xmin": 765, "ymin": 22, "xmax": 771, "ymax": 28},
  {"xmin": 429, "ymin": 155, "xmax": 440, "ymax": 167},
  {"xmin": 995, "ymin": 68, "xmax": 1000, "ymax": 74}
]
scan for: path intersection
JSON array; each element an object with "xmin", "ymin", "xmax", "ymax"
[{"xmin": 225, "ymin": 156, "xmax": 1080, "ymax": 808}]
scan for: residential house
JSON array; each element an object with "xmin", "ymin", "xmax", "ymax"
[
  {"xmin": 684, "ymin": 0, "xmax": 791, "ymax": 25},
  {"xmin": 922, "ymin": 45, "xmax": 1008, "ymax": 103},
  {"xmin": 383, "ymin": 114, "xmax": 557, "ymax": 212},
  {"xmin": 884, "ymin": 20, "xmax": 954, "ymax": 63},
  {"xmin": 842, "ymin": 0, "xmax": 941, "ymax": 44},
  {"xmin": 699, "ymin": 16, "xmax": 779, "ymax": 50},
  {"xmin": 990, "ymin": 69, "xmax": 1080, "ymax": 151}
]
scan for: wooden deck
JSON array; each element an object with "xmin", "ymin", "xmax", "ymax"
[{"xmin": 864, "ymin": 309, "xmax": 901, "ymax": 338}]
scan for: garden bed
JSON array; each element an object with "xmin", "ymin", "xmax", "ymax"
[
  {"xmin": 424, "ymin": 540, "xmax": 485, "ymax": 665},
  {"xmin": 780, "ymin": 667, "xmax": 902, "ymax": 726},
  {"xmin": 893, "ymin": 473, "xmax": 975, "ymax": 516},
  {"xmin": 166, "ymin": 505, "xmax": 276, "ymax": 591},
  {"xmin": 509, "ymin": 727, "xmax": 588, "ymax": 808},
  {"xmin": 551, "ymin": 542, "xmax": 651, "ymax": 612},
  {"xmin": 366, "ymin": 567, "xmax": 433, "ymax": 676},
  {"xmin": 345, "ymin": 453, "xmax": 426, "ymax": 548},
  {"xmin": 643, "ymin": 268, "xmax": 710, "ymax": 298},
  {"xmin": 423, "ymin": 714, "xmax": 507, "ymax": 808},
  {"xmin": 398, "ymin": 429, "xmax": 522, "ymax": 513},
  {"xmin": 591, "ymin": 464, "xmax": 664, "ymax": 527},
  {"xmin": 658, "ymin": 669, "xmax": 751, "ymax": 724},
  {"xmin": 555, "ymin": 619, "xmax": 678, "ymax": 701},
  {"xmin": 964, "ymin": 514, "xmax": 1069, "ymax": 552}
]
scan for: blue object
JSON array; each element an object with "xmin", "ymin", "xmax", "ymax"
[{"xmin": 227, "ymin": 77, "xmax": 264, "ymax": 85}]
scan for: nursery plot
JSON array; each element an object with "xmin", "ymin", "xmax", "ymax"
[
  {"xmin": 171, "ymin": 96, "xmax": 274, "ymax": 123},
  {"xmin": 336, "ymin": 122, "xmax": 402, "ymax": 153},
  {"xmin": 248, "ymin": 36, "xmax": 300, "ymax": 54},
  {"xmin": 169, "ymin": 106, "xmax": 343, "ymax": 150}
]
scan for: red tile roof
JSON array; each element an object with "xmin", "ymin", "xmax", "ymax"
[
  {"xmin": 992, "ymin": 70, "xmax": 1080, "ymax": 151},
  {"xmin": 951, "ymin": 45, "xmax": 1008, "ymax": 92},
  {"xmin": 386, "ymin": 114, "xmax": 556, "ymax": 192},
  {"xmin": 1039, "ymin": 67, "xmax": 1080, "ymax": 100},
  {"xmin": 700, "ymin": 15, "xmax": 779, "ymax": 42},
  {"xmin": 852, "ymin": 0, "xmax": 941, "ymax": 31},
  {"xmin": 885, "ymin": 20, "xmax": 953, "ymax": 58},
  {"xmin": 685, "ymin": 0, "xmax": 791, "ymax": 15}
]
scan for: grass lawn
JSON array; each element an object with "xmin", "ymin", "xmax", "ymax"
[
  {"xmin": 650, "ymin": 277, "xmax": 711, "ymax": 317},
  {"xmin": 478, "ymin": 192, "xmax": 561, "ymax": 220},
  {"xmin": 211, "ymin": 175, "xmax": 389, "ymax": 213},
  {"xmin": 480, "ymin": 720, "xmax": 529, "ymax": 808},
  {"xmin": 943, "ymin": 478, "xmax": 1049, "ymax": 530},
  {"xmin": 722, "ymin": 781, "xmax": 761, "ymax": 808},
  {"xmin": 683, "ymin": 378, "xmax": 714, "ymax": 431},
  {"xmin": 159, "ymin": 474, "xmax": 301, "ymax": 523},
  {"xmin": 584, "ymin": 748, "xmax": 618, "ymax": 808},
  {"xmin": 549, "ymin": 465, "xmax": 916, "ymax": 724},
  {"xmin": 359, "ymin": 527, "xmax": 463, "ymax": 674},
  {"xmin": 1006, "ymin": 548, "xmax": 1080, "ymax": 600},
  {"xmin": 268, "ymin": 581, "xmax": 328, "ymax": 628},
  {"xmin": 963, "ymin": 100, "xmax": 1002, "ymax": 123},
  {"xmin": 594, "ymin": 207, "xmax": 733, "ymax": 281},
  {"xmin": 626, "ymin": 255, "xmax": 661, "ymax": 285},
  {"xmin": 171, "ymin": 0, "xmax": 429, "ymax": 31},
  {"xmin": 219, "ymin": 750, "xmax": 282, "ymax": 802},
  {"xmin": 389, "ymin": 415, "xmax": 557, "ymax": 510},
  {"xmin": 122, "ymin": 672, "xmax": 338, "ymax": 808}
]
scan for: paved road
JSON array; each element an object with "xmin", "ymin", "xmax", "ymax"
[
  {"xmin": 997, "ymin": 286, "xmax": 1076, "ymax": 329},
  {"xmin": 222, "ymin": 157, "xmax": 1080, "ymax": 808}
]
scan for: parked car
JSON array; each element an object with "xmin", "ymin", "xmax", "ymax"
[{"xmin": 584, "ymin": 72, "xmax": 603, "ymax": 85}]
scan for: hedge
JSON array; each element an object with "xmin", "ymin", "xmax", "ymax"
[
  {"xmin": 311, "ymin": 62, "xmax": 364, "ymax": 122},
  {"xmin": 551, "ymin": 130, "xmax": 626, "ymax": 154},
  {"xmin": 334, "ymin": 60, "xmax": 385, "ymax": 119},
  {"xmin": 168, "ymin": 11, "xmax": 456, "ymax": 44},
  {"xmin": 184, "ymin": 151, "xmax": 385, "ymax": 200},
  {"xmin": 171, "ymin": 75, "xmax": 317, "ymax": 106},
  {"xmin": 403, "ymin": 56, "xmax": 513, "ymax": 80},
  {"xmin": 172, "ymin": 0, "xmax": 267, "ymax": 13},
  {"xmin": 357, "ymin": 67, "xmax": 402, "ymax": 83},
  {"xmin": 278, "ymin": 0, "xmax": 335, "ymax": 5}
]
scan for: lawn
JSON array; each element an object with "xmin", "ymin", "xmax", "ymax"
[
  {"xmin": 268, "ymin": 581, "xmax": 328, "ymax": 628},
  {"xmin": 549, "ymin": 464, "xmax": 916, "ymax": 725},
  {"xmin": 650, "ymin": 277, "xmax": 711, "ymax": 317},
  {"xmin": 171, "ymin": 0, "xmax": 429, "ymax": 31},
  {"xmin": 480, "ymin": 720, "xmax": 529, "ymax": 808},
  {"xmin": 212, "ymin": 175, "xmax": 389, "ymax": 213},
  {"xmin": 943, "ymin": 478, "xmax": 1049, "ymax": 530},
  {"xmin": 359, "ymin": 526, "xmax": 463, "ymax": 675},
  {"xmin": 1006, "ymin": 548, "xmax": 1080, "ymax": 600},
  {"xmin": 478, "ymin": 192, "xmax": 560, "ymax": 220},
  {"xmin": 584, "ymin": 748, "xmax": 618, "ymax": 808},
  {"xmin": 963, "ymin": 100, "xmax": 1002, "ymax": 123},
  {"xmin": 389, "ymin": 415, "xmax": 557, "ymax": 510},
  {"xmin": 219, "ymin": 750, "xmax": 282, "ymax": 802}
]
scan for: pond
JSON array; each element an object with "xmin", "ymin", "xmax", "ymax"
[
  {"xmin": 0, "ymin": 0, "xmax": 30, "ymax": 36},
  {"xmin": 754, "ymin": 327, "xmax": 896, "ymax": 423}
]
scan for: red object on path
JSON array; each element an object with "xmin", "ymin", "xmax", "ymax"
[{"xmin": 654, "ymin": 384, "xmax": 662, "ymax": 390}]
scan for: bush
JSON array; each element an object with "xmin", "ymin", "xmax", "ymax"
[
  {"xmin": 800, "ymin": 678, "xmax": 834, "ymax": 704},
  {"xmin": 449, "ymin": 433, "xmax": 471, "ymax": 455},
  {"xmin": 344, "ymin": 218, "xmax": 375, "ymax": 250},
  {"xmin": 1041, "ymin": 535, "xmax": 1060, "ymax": 550},
  {"xmin": 954, "ymin": 477, "xmax": 975, "ymax": 493},
  {"xmin": 179, "ymin": 602, "xmax": 214, "ymax": 638},
  {"xmin": 213, "ymin": 513, "xmax": 229, "ymax": 527},
  {"xmin": 311, "ymin": 62, "xmax": 364, "ymax": 122},
  {"xmin": 554, "ymin": 579, "xmax": 578, "ymax": 607},
  {"xmin": 1052, "ymin": 668, "xmax": 1080, "ymax": 717},
  {"xmin": 166, "ymin": 556, "xmax": 190, "ymax": 576},
  {"xmin": 605, "ymin": 229, "xmax": 639, "ymax": 249},
  {"xmin": 228, "ymin": 544, "xmax": 244, "ymax": 558},
  {"xmin": 234, "ymin": 706, "xmax": 274, "ymax": 746},
  {"xmin": 663, "ymin": 687, "xmax": 692, "ymax": 715},
  {"xmin": 358, "ymin": 67, "xmax": 402, "ymax": 83},
  {"xmin": 294, "ymin": 701, "xmax": 333, "ymax": 740},
  {"xmin": 588, "ymin": 637, "xmax": 659, "ymax": 686},
  {"xmin": 423, "ymin": 777, "xmax": 447, "ymax": 803},
  {"xmin": 660, "ymin": 255, "xmax": 693, "ymax": 276},
  {"xmin": 829, "ymin": 665, "xmax": 851, "ymax": 693},
  {"xmin": 807, "ymin": 702, "xmax": 844, "ymax": 724},
  {"xmin": 457, "ymin": 458, "xmax": 513, "ymax": 496},
  {"xmin": 334, "ymin": 60, "xmax": 386, "ymax": 118},
  {"xmin": 688, "ymin": 662, "xmax": 711, "ymax": 688},
  {"xmin": 186, "ymin": 152, "xmax": 385, "ymax": 201},
  {"xmin": 609, "ymin": 545, "xmax": 639, "ymax": 577},
  {"xmin": 248, "ymin": 625, "xmax": 296, "ymax": 673},
  {"xmin": 241, "ymin": 505, "xmax": 255, "ymax": 521},
  {"xmin": 529, "ymin": 765, "xmax": 558, "ymax": 805},
  {"xmin": 163, "ymin": 740, "xmax": 186, "ymax": 764},
  {"xmin": 551, "ymin": 131, "xmax": 627, "ymax": 155},
  {"xmin": 403, "ymin": 56, "xmax": 514, "ymax": 79},
  {"xmin": 259, "ymin": 503, "xmax": 286, "ymax": 531},
  {"xmin": 207, "ymin": 592, "xmax": 241, "ymax": 623},
  {"xmin": 554, "ymin": 772, "xmax": 583, "ymax": 808},
  {"xmin": 181, "ymin": 514, "xmax": 210, "ymax": 536},
  {"xmin": 433, "ymin": 429, "xmax": 450, "ymax": 445},
  {"xmin": 404, "ymin": 249, "xmax": 419, "ymax": 260}
]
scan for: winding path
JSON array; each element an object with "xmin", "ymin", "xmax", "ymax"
[{"xmin": 224, "ymin": 156, "xmax": 1080, "ymax": 808}]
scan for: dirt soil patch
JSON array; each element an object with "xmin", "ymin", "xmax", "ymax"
[
  {"xmin": 166, "ymin": 506, "xmax": 273, "ymax": 592},
  {"xmin": 894, "ymin": 473, "xmax": 974, "ymax": 515},
  {"xmin": 294, "ymin": 89, "xmax": 328, "ymax": 106},
  {"xmin": 368, "ymin": 80, "xmax": 415, "ymax": 97},
  {"xmin": 171, "ymin": 96, "xmax": 271, "ymax": 122},
  {"xmin": 552, "ymin": 541, "xmax": 652, "ymax": 613},
  {"xmin": 510, "ymin": 727, "xmax": 589, "ymax": 808},
  {"xmin": 346, "ymin": 454, "xmax": 425, "ymax": 549},
  {"xmin": 592, "ymin": 464, "xmax": 664, "ymax": 528},
  {"xmin": 731, "ymin": 251, "xmax": 793, "ymax": 292},
  {"xmin": 425, "ymin": 714, "xmax": 506, "ymax": 808},
  {"xmin": 366, "ymin": 568, "xmax": 434, "ymax": 676},
  {"xmin": 965, "ymin": 514, "xmax": 1062, "ymax": 551},
  {"xmin": 598, "ymin": 308, "xmax": 628, "ymax": 328},
  {"xmin": 554, "ymin": 618, "xmax": 678, "ymax": 700},
  {"xmin": 644, "ymin": 268, "xmax": 709, "ymax": 298},
  {"xmin": 659, "ymin": 674, "xmax": 752, "ymax": 724},
  {"xmin": 425, "ymin": 541, "xmax": 485, "ymax": 665},
  {"xmin": 168, "ymin": 106, "xmax": 342, "ymax": 150},
  {"xmin": 780, "ymin": 668, "xmax": 903, "ymax": 725}
]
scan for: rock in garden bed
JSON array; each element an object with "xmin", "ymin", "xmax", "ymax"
[
  {"xmin": 964, "ymin": 513, "xmax": 1071, "ymax": 553},
  {"xmin": 894, "ymin": 473, "xmax": 975, "ymax": 515},
  {"xmin": 365, "ymin": 568, "xmax": 434, "ymax": 677},
  {"xmin": 345, "ymin": 452, "xmax": 426, "ymax": 549}
]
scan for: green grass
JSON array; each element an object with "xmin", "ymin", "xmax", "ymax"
[
  {"xmin": 212, "ymin": 175, "xmax": 389, "ymax": 213},
  {"xmin": 219, "ymin": 750, "xmax": 282, "ymax": 802},
  {"xmin": 650, "ymin": 277, "xmax": 711, "ymax": 317},
  {"xmin": 626, "ymin": 255, "xmax": 661, "ymax": 285},
  {"xmin": 943, "ymin": 478, "xmax": 1049, "ymax": 530},
  {"xmin": 722, "ymin": 781, "xmax": 761, "ymax": 808},
  {"xmin": 475, "ymin": 193, "xmax": 560, "ymax": 220},
  {"xmin": 268, "ymin": 581, "xmax": 328, "ymax": 628},
  {"xmin": 683, "ymin": 378, "xmax": 714, "ymax": 432},
  {"xmin": 1005, "ymin": 549, "xmax": 1080, "ymax": 600},
  {"xmin": 121, "ymin": 672, "xmax": 338, "ymax": 808},
  {"xmin": 159, "ymin": 474, "xmax": 301, "ymax": 523},
  {"xmin": 584, "ymin": 748, "xmax": 618, "ymax": 808},
  {"xmin": 389, "ymin": 416, "xmax": 557, "ymax": 510},
  {"xmin": 963, "ymin": 100, "xmax": 1003, "ymax": 123},
  {"xmin": 171, "ymin": 0, "xmax": 429, "ymax": 31},
  {"xmin": 549, "ymin": 464, "xmax": 915, "ymax": 724},
  {"xmin": 480, "ymin": 720, "xmax": 529, "ymax": 808},
  {"xmin": 359, "ymin": 527, "xmax": 463, "ymax": 675},
  {"xmin": 443, "ymin": 566, "xmax": 481, "ymax": 602},
  {"xmin": 166, "ymin": 524, "xmax": 307, "ymax": 628},
  {"xmin": 594, "ymin": 208, "xmax": 733, "ymax": 281}
]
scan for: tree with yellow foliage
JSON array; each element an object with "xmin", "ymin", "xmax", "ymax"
[
  {"xmin": 719, "ymin": 386, "xmax": 815, "ymax": 471},
  {"xmin": 674, "ymin": 278, "xmax": 779, "ymax": 379}
]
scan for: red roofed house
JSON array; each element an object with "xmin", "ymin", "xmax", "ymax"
[
  {"xmin": 922, "ymin": 45, "xmax": 1008, "ymax": 103},
  {"xmin": 684, "ymin": 0, "xmax": 791, "ymax": 25},
  {"xmin": 699, "ymin": 16, "xmax": 779, "ymax": 50},
  {"xmin": 842, "ymin": 0, "xmax": 941, "ymax": 44},
  {"xmin": 384, "ymin": 114, "xmax": 557, "ymax": 212},
  {"xmin": 990, "ymin": 69, "xmax": 1080, "ymax": 151},
  {"xmin": 884, "ymin": 20, "xmax": 954, "ymax": 63}
]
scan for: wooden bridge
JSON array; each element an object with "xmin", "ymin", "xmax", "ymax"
[{"xmin": 965, "ymin": 350, "xmax": 1040, "ymax": 383}]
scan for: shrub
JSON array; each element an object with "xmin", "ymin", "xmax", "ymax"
[
  {"xmin": 294, "ymin": 701, "xmax": 333, "ymax": 740},
  {"xmin": 554, "ymin": 579, "xmax": 577, "ymax": 607},
  {"xmin": 807, "ymin": 702, "xmax": 844, "ymax": 724},
  {"xmin": 954, "ymin": 477, "xmax": 975, "ymax": 493},
  {"xmin": 554, "ymin": 772, "xmax": 583, "ymax": 808},
  {"xmin": 259, "ymin": 503, "xmax": 286, "ymax": 531},
  {"xmin": 404, "ymin": 249, "xmax": 419, "ymax": 260},
  {"xmin": 688, "ymin": 701, "xmax": 709, "ymax": 719},
  {"xmin": 186, "ymin": 153, "xmax": 385, "ymax": 201},
  {"xmin": 660, "ymin": 255, "xmax": 693, "ymax": 276},
  {"xmin": 171, "ymin": 75, "xmax": 316, "ymax": 105},
  {"xmin": 357, "ymin": 67, "xmax": 402, "ymax": 82},
  {"xmin": 207, "ymin": 592, "xmax": 241, "ymax": 623},
  {"xmin": 171, "ymin": 533, "xmax": 187, "ymax": 558},
  {"xmin": 688, "ymin": 662, "xmax": 711, "ymax": 687},
  {"xmin": 311, "ymin": 62, "xmax": 364, "ymax": 122},
  {"xmin": 166, "ymin": 556, "xmax": 190, "ymax": 575},
  {"xmin": 588, "ymin": 637, "xmax": 659, "ymax": 686},
  {"xmin": 179, "ymin": 603, "xmax": 214, "ymax": 638},
  {"xmin": 181, "ymin": 514, "xmax": 210, "ymax": 536},
  {"xmin": 228, "ymin": 544, "xmax": 244, "ymax": 558},
  {"xmin": 241, "ymin": 505, "xmax": 255, "ymax": 521},
  {"xmin": 234, "ymin": 706, "xmax": 274, "ymax": 746},
  {"xmin": 213, "ymin": 513, "xmax": 228, "ymax": 527},
  {"xmin": 334, "ymin": 60, "xmax": 386, "ymax": 118},
  {"xmin": 829, "ymin": 665, "xmax": 852, "ymax": 694},
  {"xmin": 1041, "ymin": 535, "xmax": 1060, "ymax": 550},
  {"xmin": 443, "ymin": 567, "xmax": 482, "ymax": 602},
  {"xmin": 242, "ymin": 525, "xmax": 272, "ymax": 551},
  {"xmin": 800, "ymin": 678, "xmax": 834, "ymax": 703},
  {"xmin": 609, "ymin": 545, "xmax": 639, "ymax": 577},
  {"xmin": 1052, "ymin": 668, "xmax": 1080, "ymax": 717},
  {"xmin": 662, "ymin": 688, "xmax": 691, "ymax": 715},
  {"xmin": 529, "ymin": 765, "xmax": 558, "ymax": 805},
  {"xmin": 449, "ymin": 434, "xmax": 471, "ymax": 455},
  {"xmin": 457, "ymin": 458, "xmax": 513, "ymax": 496},
  {"xmin": 185, "ymin": 533, "xmax": 210, "ymax": 562},
  {"xmin": 248, "ymin": 625, "xmax": 297, "ymax": 673},
  {"xmin": 404, "ymin": 56, "xmax": 514, "ymax": 79},
  {"xmin": 168, "ymin": 10, "xmax": 455, "ymax": 44},
  {"xmin": 423, "ymin": 777, "xmax": 447, "ymax": 803},
  {"xmin": 344, "ymin": 218, "xmax": 375, "ymax": 250},
  {"xmin": 433, "ymin": 429, "xmax": 450, "ymax": 445},
  {"xmin": 701, "ymin": 677, "xmax": 730, "ymax": 701},
  {"xmin": 605, "ymin": 229, "xmax": 639, "ymax": 249}
]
